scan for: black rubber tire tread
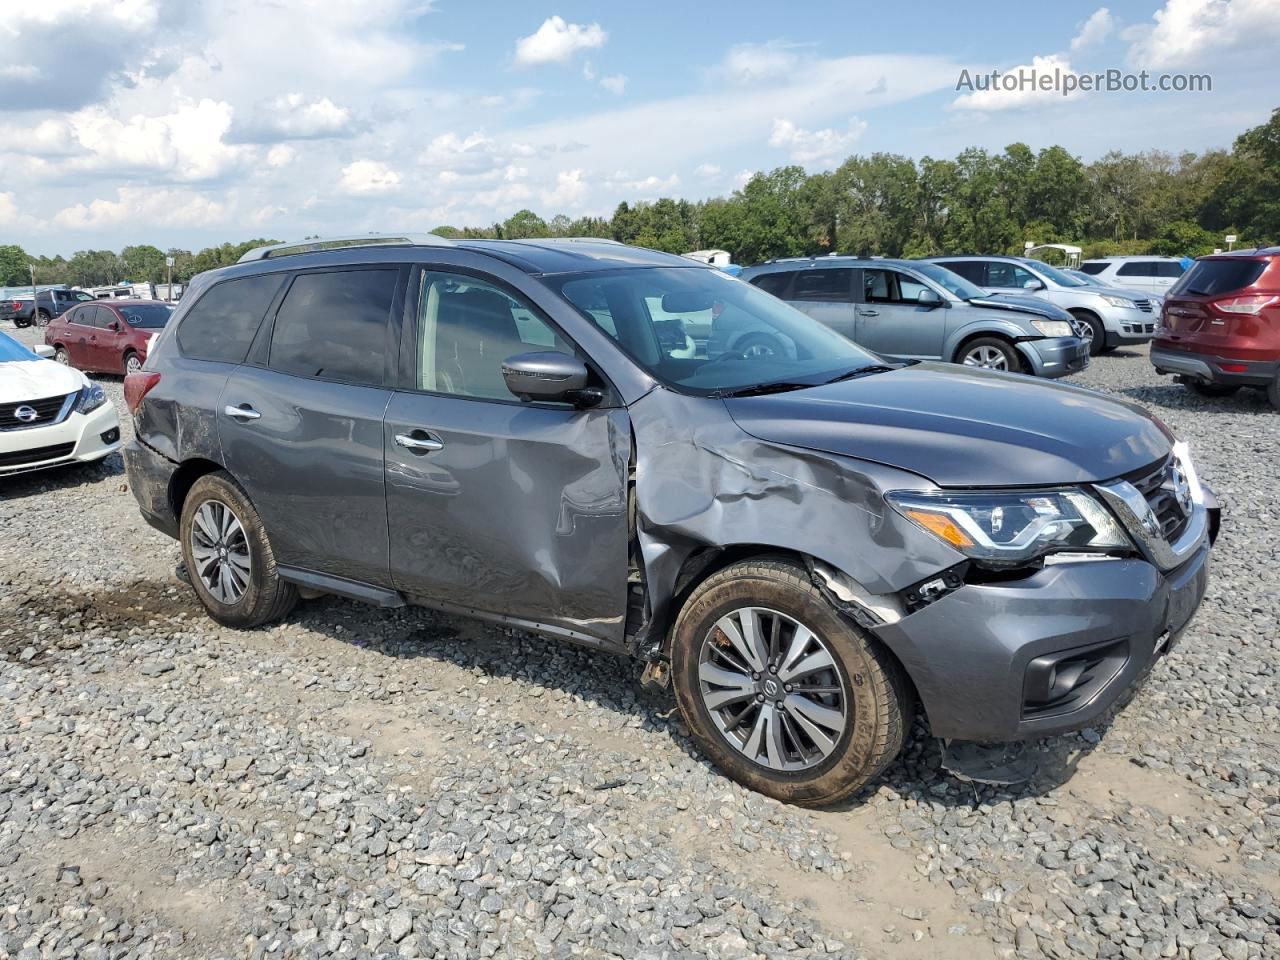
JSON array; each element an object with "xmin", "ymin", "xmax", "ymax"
[
  {"xmin": 670, "ymin": 558, "xmax": 911, "ymax": 807},
  {"xmin": 958, "ymin": 336, "xmax": 1022, "ymax": 374},
  {"xmin": 179, "ymin": 471, "xmax": 297, "ymax": 628},
  {"xmin": 1268, "ymin": 374, "xmax": 1279, "ymax": 412},
  {"xmin": 1189, "ymin": 381, "xmax": 1241, "ymax": 398}
]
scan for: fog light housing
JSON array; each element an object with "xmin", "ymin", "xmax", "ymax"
[{"xmin": 100, "ymin": 427, "xmax": 120, "ymax": 445}]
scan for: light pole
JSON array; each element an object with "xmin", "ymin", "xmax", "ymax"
[
  {"xmin": 165, "ymin": 255, "xmax": 175, "ymax": 302},
  {"xmin": 29, "ymin": 264, "xmax": 37, "ymax": 320}
]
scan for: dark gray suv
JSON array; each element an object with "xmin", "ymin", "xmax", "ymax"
[{"xmin": 122, "ymin": 235, "xmax": 1217, "ymax": 805}]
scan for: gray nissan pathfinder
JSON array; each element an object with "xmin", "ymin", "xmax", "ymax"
[{"xmin": 122, "ymin": 235, "xmax": 1218, "ymax": 806}]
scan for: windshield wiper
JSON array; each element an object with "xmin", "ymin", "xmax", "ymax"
[
  {"xmin": 822, "ymin": 364, "xmax": 898, "ymax": 384},
  {"xmin": 711, "ymin": 381, "xmax": 815, "ymax": 399}
]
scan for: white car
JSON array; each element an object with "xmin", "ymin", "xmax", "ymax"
[
  {"xmin": 1079, "ymin": 256, "xmax": 1187, "ymax": 295},
  {"xmin": 0, "ymin": 331, "xmax": 121, "ymax": 475}
]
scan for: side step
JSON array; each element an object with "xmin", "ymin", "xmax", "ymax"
[{"xmin": 277, "ymin": 566, "xmax": 407, "ymax": 608}]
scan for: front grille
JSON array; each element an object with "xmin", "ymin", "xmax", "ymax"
[
  {"xmin": 1124, "ymin": 456, "xmax": 1190, "ymax": 543},
  {"xmin": 1135, "ymin": 299, "xmax": 1153, "ymax": 313},
  {"xmin": 0, "ymin": 393, "xmax": 72, "ymax": 430},
  {"xmin": 0, "ymin": 441, "xmax": 75, "ymax": 468}
]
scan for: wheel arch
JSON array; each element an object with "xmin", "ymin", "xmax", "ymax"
[
  {"xmin": 944, "ymin": 321, "xmax": 1024, "ymax": 364},
  {"xmin": 168, "ymin": 457, "xmax": 228, "ymax": 523},
  {"xmin": 949, "ymin": 329, "xmax": 1022, "ymax": 370}
]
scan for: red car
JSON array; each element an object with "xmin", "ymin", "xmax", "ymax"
[
  {"xmin": 1151, "ymin": 249, "xmax": 1280, "ymax": 410},
  {"xmin": 44, "ymin": 299, "xmax": 173, "ymax": 376}
]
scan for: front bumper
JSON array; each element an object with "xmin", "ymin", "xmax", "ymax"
[
  {"xmin": 874, "ymin": 530, "xmax": 1212, "ymax": 742},
  {"xmin": 1150, "ymin": 344, "xmax": 1278, "ymax": 387},
  {"xmin": 1099, "ymin": 305, "xmax": 1158, "ymax": 345},
  {"xmin": 1018, "ymin": 336, "xmax": 1090, "ymax": 378},
  {"xmin": 0, "ymin": 402, "xmax": 121, "ymax": 475}
]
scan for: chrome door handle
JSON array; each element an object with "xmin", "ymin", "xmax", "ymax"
[
  {"xmin": 395, "ymin": 432, "xmax": 444, "ymax": 452},
  {"xmin": 224, "ymin": 404, "xmax": 261, "ymax": 421},
  {"xmin": 859, "ymin": 309, "xmax": 879, "ymax": 317}
]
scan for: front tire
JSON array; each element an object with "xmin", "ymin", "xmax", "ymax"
[
  {"xmin": 35, "ymin": 310, "xmax": 51, "ymax": 328},
  {"xmin": 1070, "ymin": 311, "xmax": 1106, "ymax": 356},
  {"xmin": 959, "ymin": 337, "xmax": 1021, "ymax": 373},
  {"xmin": 123, "ymin": 351, "xmax": 142, "ymax": 375},
  {"xmin": 670, "ymin": 558, "xmax": 910, "ymax": 806},
  {"xmin": 54, "ymin": 346, "xmax": 70, "ymax": 365},
  {"xmin": 180, "ymin": 472, "xmax": 297, "ymax": 628}
]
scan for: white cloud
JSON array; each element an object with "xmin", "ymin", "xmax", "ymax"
[
  {"xmin": 599, "ymin": 74, "xmax": 627, "ymax": 95},
  {"xmin": 265, "ymin": 145, "xmax": 296, "ymax": 168},
  {"xmin": 1128, "ymin": 0, "xmax": 1280, "ymax": 69},
  {"xmin": 717, "ymin": 42, "xmax": 801, "ymax": 85},
  {"xmin": 768, "ymin": 117, "xmax": 867, "ymax": 165},
  {"xmin": 514, "ymin": 16, "xmax": 606, "ymax": 67},
  {"xmin": 542, "ymin": 169, "xmax": 589, "ymax": 208},
  {"xmin": 1071, "ymin": 8, "xmax": 1116, "ymax": 52},
  {"xmin": 420, "ymin": 131, "xmax": 499, "ymax": 171},
  {"xmin": 339, "ymin": 160, "xmax": 401, "ymax": 195},
  {"xmin": 695, "ymin": 163, "xmax": 721, "ymax": 177},
  {"xmin": 0, "ymin": 193, "xmax": 38, "ymax": 230},
  {"xmin": 951, "ymin": 54, "xmax": 1082, "ymax": 111},
  {"xmin": 583, "ymin": 61, "xmax": 596, "ymax": 81},
  {"xmin": 52, "ymin": 187, "xmax": 230, "ymax": 230},
  {"xmin": 230, "ymin": 94, "xmax": 357, "ymax": 142},
  {"xmin": 251, "ymin": 204, "xmax": 288, "ymax": 225}
]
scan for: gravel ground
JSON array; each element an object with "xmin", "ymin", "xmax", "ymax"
[{"xmin": 1, "ymin": 325, "xmax": 1276, "ymax": 960}]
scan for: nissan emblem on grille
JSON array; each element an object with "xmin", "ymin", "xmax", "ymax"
[{"xmin": 13, "ymin": 405, "xmax": 38, "ymax": 423}]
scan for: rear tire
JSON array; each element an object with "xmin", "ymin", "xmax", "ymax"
[
  {"xmin": 670, "ymin": 558, "xmax": 911, "ymax": 806},
  {"xmin": 54, "ymin": 346, "xmax": 70, "ymax": 365},
  {"xmin": 1268, "ymin": 375, "xmax": 1279, "ymax": 412},
  {"xmin": 958, "ymin": 337, "xmax": 1021, "ymax": 373},
  {"xmin": 1189, "ymin": 381, "xmax": 1240, "ymax": 398},
  {"xmin": 123, "ymin": 351, "xmax": 142, "ymax": 376},
  {"xmin": 180, "ymin": 472, "xmax": 297, "ymax": 629},
  {"xmin": 35, "ymin": 310, "xmax": 51, "ymax": 328}
]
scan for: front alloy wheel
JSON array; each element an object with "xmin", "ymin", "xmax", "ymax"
[
  {"xmin": 699, "ymin": 607, "xmax": 847, "ymax": 772},
  {"xmin": 124, "ymin": 353, "xmax": 142, "ymax": 375},
  {"xmin": 671, "ymin": 558, "xmax": 911, "ymax": 806},
  {"xmin": 960, "ymin": 338, "xmax": 1019, "ymax": 372}
]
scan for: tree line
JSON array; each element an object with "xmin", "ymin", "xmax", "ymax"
[{"xmin": 3, "ymin": 108, "xmax": 1276, "ymax": 289}]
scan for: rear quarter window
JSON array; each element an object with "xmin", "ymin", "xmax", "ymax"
[
  {"xmin": 177, "ymin": 274, "xmax": 285, "ymax": 363},
  {"xmin": 1079, "ymin": 263, "xmax": 1108, "ymax": 275},
  {"xmin": 749, "ymin": 272, "xmax": 793, "ymax": 297},
  {"xmin": 1174, "ymin": 259, "xmax": 1267, "ymax": 297}
]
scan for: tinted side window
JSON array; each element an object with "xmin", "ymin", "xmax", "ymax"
[
  {"xmin": 67, "ymin": 305, "xmax": 94, "ymax": 327},
  {"xmin": 790, "ymin": 269, "xmax": 850, "ymax": 302},
  {"xmin": 1117, "ymin": 262, "xmax": 1151, "ymax": 277},
  {"xmin": 944, "ymin": 261, "xmax": 986, "ymax": 285},
  {"xmin": 178, "ymin": 274, "xmax": 284, "ymax": 364},
  {"xmin": 1079, "ymin": 262, "xmax": 1108, "ymax": 275},
  {"xmin": 94, "ymin": 307, "xmax": 119, "ymax": 329},
  {"xmin": 750, "ymin": 272, "xmax": 792, "ymax": 297},
  {"xmin": 269, "ymin": 270, "xmax": 398, "ymax": 386},
  {"xmin": 1174, "ymin": 259, "xmax": 1266, "ymax": 296},
  {"xmin": 986, "ymin": 262, "xmax": 1038, "ymax": 287},
  {"xmin": 1155, "ymin": 262, "xmax": 1185, "ymax": 278}
]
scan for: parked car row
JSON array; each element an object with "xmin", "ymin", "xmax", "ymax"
[
  {"xmin": 102, "ymin": 235, "xmax": 1216, "ymax": 805},
  {"xmin": 44, "ymin": 299, "xmax": 173, "ymax": 375},
  {"xmin": 1, "ymin": 288, "xmax": 97, "ymax": 328}
]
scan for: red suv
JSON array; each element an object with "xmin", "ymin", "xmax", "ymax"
[
  {"xmin": 1151, "ymin": 250, "xmax": 1280, "ymax": 409},
  {"xmin": 45, "ymin": 299, "xmax": 173, "ymax": 375}
]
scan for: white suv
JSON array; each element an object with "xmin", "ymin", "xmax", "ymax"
[{"xmin": 1079, "ymin": 256, "xmax": 1186, "ymax": 295}]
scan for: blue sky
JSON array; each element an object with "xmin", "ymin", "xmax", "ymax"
[{"xmin": 1, "ymin": 0, "xmax": 1276, "ymax": 256}]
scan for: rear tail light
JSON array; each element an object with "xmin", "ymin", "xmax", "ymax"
[
  {"xmin": 1220, "ymin": 363, "xmax": 1249, "ymax": 373},
  {"xmin": 1214, "ymin": 294, "xmax": 1280, "ymax": 315},
  {"xmin": 124, "ymin": 371, "xmax": 161, "ymax": 414}
]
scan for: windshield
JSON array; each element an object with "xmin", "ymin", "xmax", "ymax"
[
  {"xmin": 119, "ymin": 303, "xmax": 173, "ymax": 328},
  {"xmin": 1027, "ymin": 260, "xmax": 1090, "ymax": 287},
  {"xmin": 911, "ymin": 262, "xmax": 988, "ymax": 300},
  {"xmin": 0, "ymin": 331, "xmax": 39, "ymax": 363},
  {"xmin": 548, "ymin": 267, "xmax": 880, "ymax": 395}
]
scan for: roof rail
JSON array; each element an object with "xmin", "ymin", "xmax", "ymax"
[
  {"xmin": 238, "ymin": 233, "xmax": 455, "ymax": 263},
  {"xmin": 515, "ymin": 236, "xmax": 624, "ymax": 245}
]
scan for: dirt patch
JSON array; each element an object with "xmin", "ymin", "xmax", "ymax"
[
  {"xmin": 1061, "ymin": 751, "xmax": 1214, "ymax": 821},
  {"xmin": 10, "ymin": 826, "xmax": 247, "ymax": 951},
  {"xmin": 0, "ymin": 577, "xmax": 197, "ymax": 647},
  {"xmin": 329, "ymin": 702, "xmax": 448, "ymax": 762}
]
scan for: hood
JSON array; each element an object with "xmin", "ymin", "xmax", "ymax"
[
  {"xmin": 1078, "ymin": 285, "xmax": 1157, "ymax": 303},
  {"xmin": 968, "ymin": 294, "xmax": 1073, "ymax": 322},
  {"xmin": 0, "ymin": 357, "xmax": 86, "ymax": 403},
  {"xmin": 724, "ymin": 362, "xmax": 1171, "ymax": 487}
]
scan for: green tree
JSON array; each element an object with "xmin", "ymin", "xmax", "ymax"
[
  {"xmin": 66, "ymin": 250, "xmax": 124, "ymax": 287},
  {"xmin": 121, "ymin": 244, "xmax": 167, "ymax": 283},
  {"xmin": 831, "ymin": 153, "xmax": 919, "ymax": 256},
  {"xmin": 499, "ymin": 209, "xmax": 548, "ymax": 239},
  {"xmin": 0, "ymin": 245, "xmax": 29, "ymax": 286}
]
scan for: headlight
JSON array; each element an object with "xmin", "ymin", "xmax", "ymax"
[
  {"xmin": 1101, "ymin": 295, "xmax": 1136, "ymax": 308},
  {"xmin": 75, "ymin": 382, "xmax": 107, "ymax": 414},
  {"xmin": 1030, "ymin": 319, "xmax": 1073, "ymax": 337},
  {"xmin": 886, "ymin": 489, "xmax": 1131, "ymax": 566}
]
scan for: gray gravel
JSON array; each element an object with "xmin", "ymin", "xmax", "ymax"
[{"xmin": 1, "ymin": 325, "xmax": 1277, "ymax": 960}]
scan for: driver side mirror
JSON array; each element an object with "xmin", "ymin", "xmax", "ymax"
[
  {"xmin": 502, "ymin": 351, "xmax": 602, "ymax": 407},
  {"xmin": 32, "ymin": 344, "xmax": 54, "ymax": 359},
  {"xmin": 916, "ymin": 288, "xmax": 944, "ymax": 308},
  {"xmin": 109, "ymin": 320, "xmax": 122, "ymax": 332},
  {"xmin": 1023, "ymin": 279, "xmax": 1045, "ymax": 291}
]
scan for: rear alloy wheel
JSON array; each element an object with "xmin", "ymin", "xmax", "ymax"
[
  {"xmin": 35, "ymin": 310, "xmax": 51, "ymax": 328},
  {"xmin": 54, "ymin": 347, "xmax": 70, "ymax": 365},
  {"xmin": 180, "ymin": 471, "xmax": 297, "ymax": 628},
  {"xmin": 124, "ymin": 352, "xmax": 142, "ymax": 375},
  {"xmin": 960, "ymin": 337, "xmax": 1020, "ymax": 373},
  {"xmin": 671, "ymin": 558, "xmax": 910, "ymax": 806}
]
